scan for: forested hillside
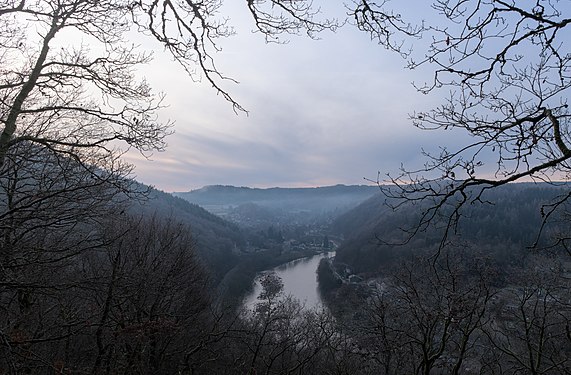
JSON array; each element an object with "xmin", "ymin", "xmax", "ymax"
[
  {"xmin": 132, "ymin": 189, "xmax": 246, "ymax": 283},
  {"xmin": 332, "ymin": 183, "xmax": 568, "ymax": 274},
  {"xmin": 313, "ymin": 183, "xmax": 571, "ymax": 374}
]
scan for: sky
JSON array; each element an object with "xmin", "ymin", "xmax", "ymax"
[{"xmin": 122, "ymin": 2, "xmax": 458, "ymax": 192}]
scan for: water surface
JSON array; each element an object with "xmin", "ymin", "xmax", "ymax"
[{"xmin": 244, "ymin": 252, "xmax": 335, "ymax": 311}]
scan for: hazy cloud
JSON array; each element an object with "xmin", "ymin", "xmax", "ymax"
[{"xmin": 126, "ymin": 3, "xmax": 463, "ymax": 192}]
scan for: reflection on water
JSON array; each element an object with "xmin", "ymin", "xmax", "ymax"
[{"xmin": 244, "ymin": 251, "xmax": 335, "ymax": 311}]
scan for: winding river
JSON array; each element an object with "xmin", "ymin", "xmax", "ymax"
[{"xmin": 244, "ymin": 251, "xmax": 335, "ymax": 311}]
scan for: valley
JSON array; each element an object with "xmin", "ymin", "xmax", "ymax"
[
  {"xmin": 171, "ymin": 182, "xmax": 571, "ymax": 374},
  {"xmin": 173, "ymin": 184, "xmax": 377, "ymax": 303}
]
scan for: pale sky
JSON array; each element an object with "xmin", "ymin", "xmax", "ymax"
[{"xmin": 123, "ymin": 2, "xmax": 463, "ymax": 192}]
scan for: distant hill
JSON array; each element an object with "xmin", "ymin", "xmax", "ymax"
[
  {"xmin": 332, "ymin": 183, "xmax": 569, "ymax": 275},
  {"xmin": 173, "ymin": 184, "xmax": 379, "ymax": 218}
]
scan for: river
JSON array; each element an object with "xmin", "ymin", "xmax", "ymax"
[{"xmin": 243, "ymin": 251, "xmax": 335, "ymax": 312}]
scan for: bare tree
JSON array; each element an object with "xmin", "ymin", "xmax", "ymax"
[
  {"xmin": 86, "ymin": 214, "xmax": 211, "ymax": 374},
  {"xmin": 0, "ymin": 212, "xmax": 213, "ymax": 373},
  {"xmin": 482, "ymin": 256, "xmax": 571, "ymax": 374},
  {"xmin": 1, "ymin": 0, "xmax": 337, "ymax": 154},
  {"xmin": 0, "ymin": 2, "xmax": 168, "ymax": 165},
  {"xmin": 352, "ymin": 247, "xmax": 495, "ymax": 374},
  {"xmin": 0, "ymin": 1, "xmax": 339, "ymax": 373},
  {"xmin": 352, "ymin": 0, "xmax": 571, "ymax": 244},
  {"xmin": 225, "ymin": 272, "xmax": 339, "ymax": 375},
  {"xmin": 0, "ymin": 142, "xmax": 130, "ymax": 373}
]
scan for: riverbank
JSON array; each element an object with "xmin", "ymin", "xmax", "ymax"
[
  {"xmin": 217, "ymin": 246, "xmax": 334, "ymax": 308},
  {"xmin": 243, "ymin": 251, "xmax": 336, "ymax": 312}
]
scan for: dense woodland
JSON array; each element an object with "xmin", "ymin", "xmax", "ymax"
[
  {"xmin": 332, "ymin": 184, "xmax": 568, "ymax": 275},
  {"xmin": 320, "ymin": 183, "xmax": 571, "ymax": 374}
]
